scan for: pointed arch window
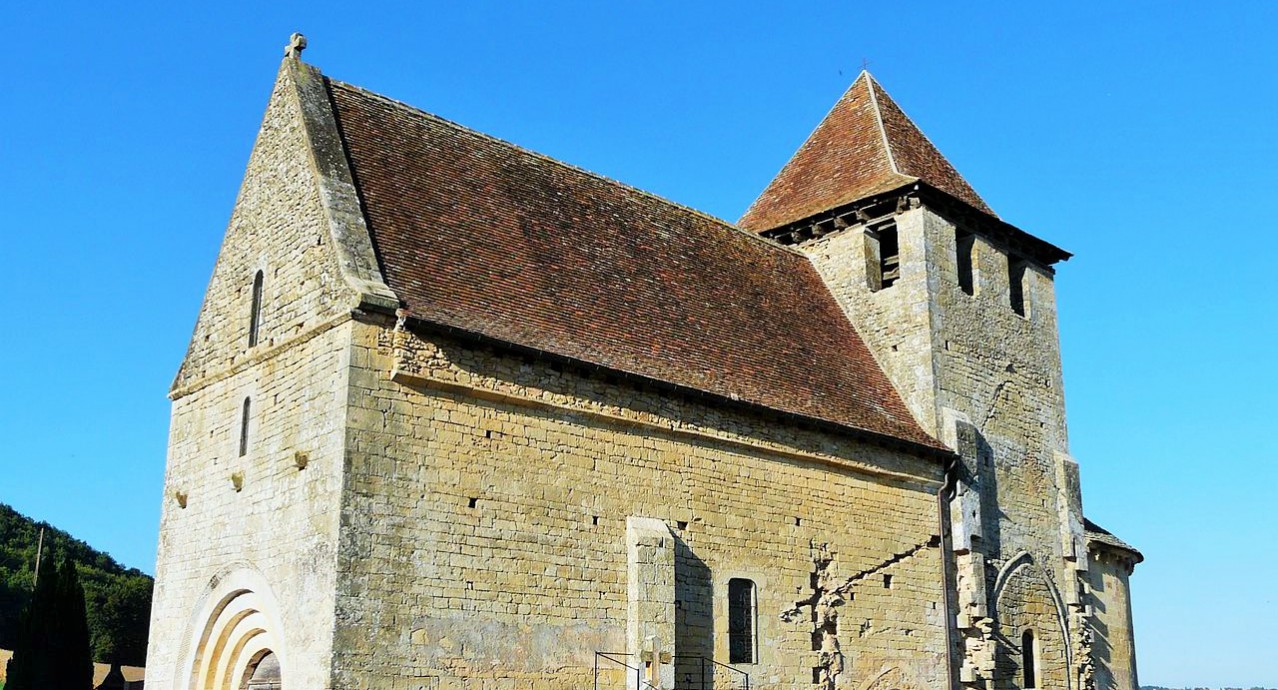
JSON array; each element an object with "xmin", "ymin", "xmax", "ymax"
[
  {"xmin": 248, "ymin": 270, "xmax": 264, "ymax": 347},
  {"xmin": 1021, "ymin": 629, "xmax": 1038, "ymax": 689}
]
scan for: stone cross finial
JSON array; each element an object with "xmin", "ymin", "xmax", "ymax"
[{"xmin": 285, "ymin": 32, "xmax": 307, "ymax": 59}]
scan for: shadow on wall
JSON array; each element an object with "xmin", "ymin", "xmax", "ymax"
[
  {"xmin": 674, "ymin": 533, "xmax": 714, "ymax": 687},
  {"xmin": 1090, "ymin": 577, "xmax": 1114, "ymax": 690}
]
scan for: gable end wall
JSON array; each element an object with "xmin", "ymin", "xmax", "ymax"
[{"xmin": 149, "ymin": 60, "xmax": 375, "ymax": 690}]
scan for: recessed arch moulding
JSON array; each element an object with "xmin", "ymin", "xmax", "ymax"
[{"xmin": 180, "ymin": 567, "xmax": 289, "ymax": 690}]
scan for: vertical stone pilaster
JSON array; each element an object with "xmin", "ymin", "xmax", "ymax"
[
  {"xmin": 627, "ymin": 517, "xmax": 676, "ymax": 690},
  {"xmin": 1055, "ymin": 452, "xmax": 1095, "ymax": 690},
  {"xmin": 944, "ymin": 412, "xmax": 995, "ymax": 688}
]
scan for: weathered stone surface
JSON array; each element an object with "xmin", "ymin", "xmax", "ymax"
[
  {"xmin": 148, "ymin": 58, "xmax": 359, "ymax": 690},
  {"xmin": 149, "ymin": 50, "xmax": 1140, "ymax": 690},
  {"xmin": 330, "ymin": 321, "xmax": 949, "ymax": 689},
  {"xmin": 1088, "ymin": 538, "xmax": 1142, "ymax": 690},
  {"xmin": 799, "ymin": 199, "xmax": 1105, "ymax": 689}
]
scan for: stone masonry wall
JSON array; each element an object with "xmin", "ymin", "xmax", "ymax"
[
  {"xmin": 917, "ymin": 208, "xmax": 1082, "ymax": 688},
  {"xmin": 992, "ymin": 562, "xmax": 1069, "ymax": 689},
  {"xmin": 329, "ymin": 318, "xmax": 951, "ymax": 690},
  {"xmin": 149, "ymin": 60, "xmax": 362, "ymax": 690},
  {"xmin": 801, "ymin": 213, "xmax": 939, "ymax": 434},
  {"xmin": 170, "ymin": 61, "xmax": 358, "ymax": 395},
  {"xmin": 1088, "ymin": 551, "xmax": 1138, "ymax": 690},
  {"xmin": 802, "ymin": 204, "xmax": 1083, "ymax": 688},
  {"xmin": 151, "ymin": 323, "xmax": 352, "ymax": 690}
]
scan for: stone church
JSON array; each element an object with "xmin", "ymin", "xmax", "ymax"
[{"xmin": 146, "ymin": 36, "xmax": 1142, "ymax": 690}]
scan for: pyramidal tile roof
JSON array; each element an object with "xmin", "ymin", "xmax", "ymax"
[
  {"xmin": 321, "ymin": 74, "xmax": 945, "ymax": 452},
  {"xmin": 739, "ymin": 72, "xmax": 994, "ymax": 232}
]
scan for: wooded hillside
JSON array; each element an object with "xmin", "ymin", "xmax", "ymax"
[{"xmin": 0, "ymin": 504, "xmax": 151, "ymax": 666}]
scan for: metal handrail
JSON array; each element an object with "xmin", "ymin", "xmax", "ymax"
[
  {"xmin": 595, "ymin": 651, "xmax": 661, "ymax": 690},
  {"xmin": 595, "ymin": 652, "xmax": 749, "ymax": 690},
  {"xmin": 672, "ymin": 655, "xmax": 750, "ymax": 690}
]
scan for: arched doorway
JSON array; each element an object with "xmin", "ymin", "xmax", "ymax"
[
  {"xmin": 185, "ymin": 578, "xmax": 286, "ymax": 690},
  {"xmin": 242, "ymin": 651, "xmax": 281, "ymax": 690}
]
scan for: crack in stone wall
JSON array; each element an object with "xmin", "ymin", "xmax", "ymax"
[{"xmin": 781, "ymin": 538, "xmax": 938, "ymax": 690}]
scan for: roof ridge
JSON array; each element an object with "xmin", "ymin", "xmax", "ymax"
[
  {"xmin": 867, "ymin": 76, "xmax": 995, "ymax": 218},
  {"xmin": 325, "ymin": 75, "xmax": 806, "ymax": 258},
  {"xmin": 864, "ymin": 72, "xmax": 902, "ymax": 175}
]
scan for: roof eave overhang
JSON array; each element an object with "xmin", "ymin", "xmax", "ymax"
[
  {"xmin": 758, "ymin": 181, "xmax": 1073, "ymax": 269},
  {"xmin": 1086, "ymin": 534, "xmax": 1145, "ymax": 565}
]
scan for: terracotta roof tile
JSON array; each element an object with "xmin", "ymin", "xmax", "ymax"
[
  {"xmin": 739, "ymin": 72, "xmax": 993, "ymax": 232},
  {"xmin": 325, "ymin": 78, "xmax": 942, "ymax": 450}
]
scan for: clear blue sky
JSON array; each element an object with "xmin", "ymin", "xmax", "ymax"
[{"xmin": 1, "ymin": 2, "xmax": 1274, "ymax": 685}]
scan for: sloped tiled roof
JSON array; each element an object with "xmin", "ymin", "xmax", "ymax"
[
  {"xmin": 1084, "ymin": 518, "xmax": 1144, "ymax": 562},
  {"xmin": 324, "ymin": 77, "xmax": 944, "ymax": 451},
  {"xmin": 739, "ymin": 72, "xmax": 994, "ymax": 232}
]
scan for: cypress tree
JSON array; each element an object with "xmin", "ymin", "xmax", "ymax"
[
  {"xmin": 5, "ymin": 557, "xmax": 58, "ymax": 689},
  {"xmin": 56, "ymin": 557, "xmax": 94, "ymax": 690},
  {"xmin": 3, "ymin": 557, "xmax": 94, "ymax": 690}
]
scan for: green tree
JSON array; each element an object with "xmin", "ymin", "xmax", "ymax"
[
  {"xmin": 6, "ymin": 556, "xmax": 58, "ymax": 689},
  {"xmin": 0, "ymin": 503, "xmax": 152, "ymax": 665},
  {"xmin": 4, "ymin": 557, "xmax": 94, "ymax": 690},
  {"xmin": 56, "ymin": 558, "xmax": 94, "ymax": 690}
]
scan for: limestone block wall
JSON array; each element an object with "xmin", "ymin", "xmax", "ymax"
[
  {"xmin": 626, "ymin": 517, "xmax": 676, "ymax": 690},
  {"xmin": 802, "ymin": 212, "xmax": 939, "ymax": 434},
  {"xmin": 916, "ymin": 208, "xmax": 1071, "ymax": 554},
  {"xmin": 991, "ymin": 558, "xmax": 1070, "ymax": 689},
  {"xmin": 1088, "ymin": 551, "xmax": 1139, "ymax": 690},
  {"xmin": 329, "ymin": 319, "xmax": 951, "ymax": 690},
  {"xmin": 171, "ymin": 61, "xmax": 358, "ymax": 394},
  {"xmin": 149, "ymin": 322, "xmax": 351, "ymax": 690},
  {"xmin": 802, "ymin": 204, "xmax": 1084, "ymax": 688},
  {"xmin": 151, "ymin": 58, "xmax": 369, "ymax": 690},
  {"xmin": 913, "ymin": 209, "xmax": 1084, "ymax": 688}
]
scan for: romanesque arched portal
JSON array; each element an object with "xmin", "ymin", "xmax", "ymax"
[{"xmin": 182, "ymin": 568, "xmax": 287, "ymax": 690}]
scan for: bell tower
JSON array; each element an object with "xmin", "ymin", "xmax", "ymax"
[{"xmin": 740, "ymin": 72, "xmax": 1095, "ymax": 690}]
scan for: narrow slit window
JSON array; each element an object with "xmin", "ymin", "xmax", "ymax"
[
  {"xmin": 727, "ymin": 578, "xmax": 757, "ymax": 664},
  {"xmin": 864, "ymin": 222, "xmax": 900, "ymax": 292},
  {"xmin": 248, "ymin": 270, "xmax": 264, "ymax": 347},
  {"xmin": 1021, "ymin": 629, "xmax": 1037, "ymax": 689},
  {"xmin": 956, "ymin": 230, "xmax": 976, "ymax": 296},
  {"xmin": 1008, "ymin": 257, "xmax": 1028, "ymax": 317},
  {"xmin": 239, "ymin": 397, "xmax": 251, "ymax": 457}
]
